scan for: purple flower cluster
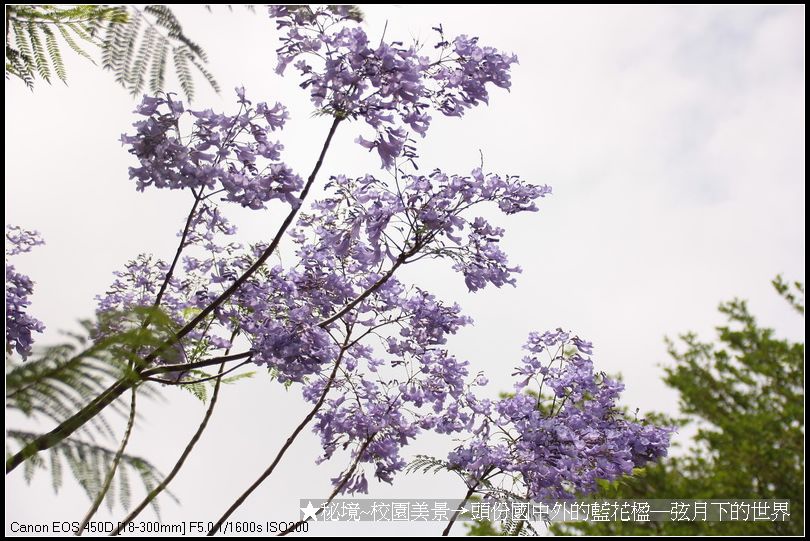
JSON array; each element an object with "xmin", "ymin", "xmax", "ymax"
[
  {"xmin": 5, "ymin": 225, "xmax": 45, "ymax": 359},
  {"xmin": 400, "ymin": 168, "xmax": 551, "ymax": 292},
  {"xmin": 95, "ymin": 204, "xmax": 247, "ymax": 361},
  {"xmin": 307, "ymin": 285, "xmax": 484, "ymax": 489},
  {"xmin": 269, "ymin": 6, "xmax": 518, "ymax": 167},
  {"xmin": 447, "ymin": 330, "xmax": 673, "ymax": 501},
  {"xmin": 432, "ymin": 32, "xmax": 519, "ymax": 117},
  {"xmin": 308, "ymin": 169, "xmax": 550, "ymax": 290},
  {"xmin": 97, "ymin": 255, "xmax": 173, "ymax": 316},
  {"xmin": 121, "ymin": 90, "xmax": 301, "ymax": 209}
]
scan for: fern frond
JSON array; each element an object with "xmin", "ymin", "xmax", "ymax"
[
  {"xmin": 5, "ymin": 4, "xmax": 224, "ymax": 97},
  {"xmin": 7, "ymin": 347, "xmax": 123, "ymax": 440},
  {"xmin": 115, "ymin": 13, "xmax": 143, "ymax": 85},
  {"xmin": 144, "ymin": 5, "xmax": 207, "ymax": 61},
  {"xmin": 405, "ymin": 454, "xmax": 461, "ymax": 476},
  {"xmin": 149, "ymin": 36, "xmax": 169, "ymax": 94},
  {"xmin": 11, "ymin": 21, "xmax": 36, "ymax": 79},
  {"xmin": 41, "ymin": 26, "xmax": 67, "ymax": 83},
  {"xmin": 6, "ymin": 50, "xmax": 34, "ymax": 88},
  {"xmin": 48, "ymin": 449, "xmax": 64, "ymax": 494},
  {"xmin": 118, "ymin": 458, "xmax": 132, "ymax": 510},
  {"xmin": 189, "ymin": 56, "xmax": 220, "ymax": 93},
  {"xmin": 57, "ymin": 24, "xmax": 95, "ymax": 62},
  {"xmin": 6, "ymin": 307, "xmax": 177, "ymax": 461},
  {"xmin": 101, "ymin": 18, "xmax": 128, "ymax": 71},
  {"xmin": 220, "ymin": 370, "xmax": 255, "ymax": 385},
  {"xmin": 64, "ymin": 21, "xmax": 96, "ymax": 44},
  {"xmin": 7, "ymin": 430, "xmax": 178, "ymax": 515},
  {"xmin": 129, "ymin": 25, "xmax": 157, "ymax": 95},
  {"xmin": 185, "ymin": 378, "xmax": 209, "ymax": 403},
  {"xmin": 26, "ymin": 21, "xmax": 51, "ymax": 83},
  {"xmin": 172, "ymin": 45, "xmax": 194, "ymax": 101},
  {"xmin": 98, "ymin": 5, "xmax": 219, "ymax": 101}
]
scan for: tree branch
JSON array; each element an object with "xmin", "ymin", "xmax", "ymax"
[
  {"xmin": 5, "ymin": 350, "xmax": 252, "ymax": 473},
  {"xmin": 141, "ymin": 350, "xmax": 253, "ymax": 377},
  {"xmin": 151, "ymin": 191, "xmax": 202, "ymax": 312},
  {"xmin": 143, "ymin": 116, "xmax": 342, "ymax": 364},
  {"xmin": 317, "ymin": 255, "xmax": 405, "ymax": 328},
  {"xmin": 144, "ymin": 359, "xmax": 249, "ymax": 385},
  {"xmin": 442, "ymin": 482, "xmax": 478, "ymax": 536}
]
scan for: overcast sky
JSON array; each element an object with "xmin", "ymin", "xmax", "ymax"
[{"xmin": 5, "ymin": 4, "xmax": 805, "ymax": 537}]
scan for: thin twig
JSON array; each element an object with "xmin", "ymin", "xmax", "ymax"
[
  {"xmin": 142, "ymin": 116, "xmax": 342, "ymax": 363},
  {"xmin": 208, "ymin": 327, "xmax": 354, "ymax": 535},
  {"xmin": 141, "ymin": 351, "xmax": 252, "ymax": 378},
  {"xmin": 111, "ymin": 350, "xmax": 231, "ymax": 534},
  {"xmin": 317, "ymin": 256, "xmax": 406, "ymax": 328},
  {"xmin": 277, "ymin": 438, "xmax": 374, "ymax": 536},
  {"xmin": 76, "ymin": 387, "xmax": 138, "ymax": 536},
  {"xmin": 144, "ymin": 359, "xmax": 250, "ymax": 385}
]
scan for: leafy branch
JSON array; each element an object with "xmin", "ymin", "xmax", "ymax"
[{"xmin": 6, "ymin": 4, "xmax": 220, "ymax": 100}]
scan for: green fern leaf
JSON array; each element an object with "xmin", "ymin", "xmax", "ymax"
[
  {"xmin": 129, "ymin": 25, "xmax": 157, "ymax": 95},
  {"xmin": 116, "ymin": 14, "xmax": 143, "ymax": 85},
  {"xmin": 8, "ymin": 430, "xmax": 178, "ymax": 515},
  {"xmin": 57, "ymin": 24, "xmax": 95, "ymax": 63},
  {"xmin": 189, "ymin": 56, "xmax": 220, "ymax": 93},
  {"xmin": 41, "ymin": 26, "xmax": 67, "ymax": 82},
  {"xmin": 149, "ymin": 36, "xmax": 169, "ymax": 94},
  {"xmin": 26, "ymin": 22, "xmax": 51, "ymax": 83},
  {"xmin": 172, "ymin": 45, "xmax": 194, "ymax": 101},
  {"xmin": 220, "ymin": 370, "xmax": 256, "ymax": 385}
]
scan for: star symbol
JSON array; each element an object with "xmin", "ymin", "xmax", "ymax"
[{"xmin": 300, "ymin": 501, "xmax": 319, "ymax": 521}]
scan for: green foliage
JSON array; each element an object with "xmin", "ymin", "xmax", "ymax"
[
  {"xmin": 8, "ymin": 430, "xmax": 176, "ymax": 516},
  {"xmin": 220, "ymin": 370, "xmax": 255, "ymax": 385},
  {"xmin": 5, "ymin": 5, "xmax": 126, "ymax": 87},
  {"xmin": 6, "ymin": 310, "xmax": 176, "ymax": 439},
  {"xmin": 162, "ymin": 366, "xmax": 256, "ymax": 404},
  {"xmin": 551, "ymin": 280, "xmax": 805, "ymax": 536},
  {"xmin": 182, "ymin": 372, "xmax": 210, "ymax": 403},
  {"xmin": 5, "ymin": 4, "xmax": 219, "ymax": 100},
  {"xmin": 467, "ymin": 513, "xmax": 502, "ymax": 536},
  {"xmin": 463, "ymin": 494, "xmax": 541, "ymax": 536},
  {"xmin": 406, "ymin": 454, "xmax": 463, "ymax": 477},
  {"xmin": 405, "ymin": 455, "xmax": 525, "ymax": 499},
  {"xmin": 773, "ymin": 274, "xmax": 804, "ymax": 315},
  {"xmin": 5, "ymin": 307, "xmax": 182, "ymax": 512},
  {"xmin": 115, "ymin": 5, "xmax": 219, "ymax": 99},
  {"xmin": 407, "ymin": 455, "xmax": 538, "ymax": 535}
]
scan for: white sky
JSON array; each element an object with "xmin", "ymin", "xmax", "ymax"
[{"xmin": 5, "ymin": 4, "xmax": 805, "ymax": 537}]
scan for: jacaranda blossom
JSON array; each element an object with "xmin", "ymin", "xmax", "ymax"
[{"xmin": 5, "ymin": 225, "xmax": 45, "ymax": 359}]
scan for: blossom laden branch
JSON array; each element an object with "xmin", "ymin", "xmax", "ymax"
[{"xmin": 5, "ymin": 112, "xmax": 341, "ymax": 473}]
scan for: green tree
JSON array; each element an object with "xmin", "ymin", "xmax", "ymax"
[{"xmin": 551, "ymin": 277, "xmax": 804, "ymax": 536}]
